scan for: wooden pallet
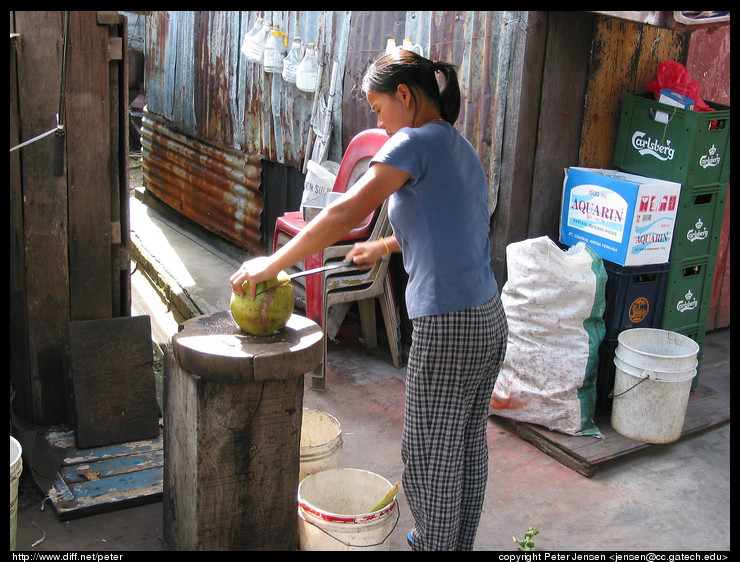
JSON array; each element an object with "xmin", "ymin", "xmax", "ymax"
[
  {"xmin": 46, "ymin": 428, "xmax": 163, "ymax": 520},
  {"xmin": 492, "ymin": 384, "xmax": 730, "ymax": 477}
]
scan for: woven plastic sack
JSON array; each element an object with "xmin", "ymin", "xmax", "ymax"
[{"xmin": 490, "ymin": 237, "xmax": 606, "ymax": 436}]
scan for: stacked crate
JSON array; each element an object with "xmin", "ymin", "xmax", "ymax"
[
  {"xmin": 595, "ymin": 261, "xmax": 670, "ymax": 412},
  {"xmin": 613, "ymin": 92, "xmax": 730, "ymax": 390},
  {"xmin": 560, "ymin": 166, "xmax": 680, "ymax": 413}
]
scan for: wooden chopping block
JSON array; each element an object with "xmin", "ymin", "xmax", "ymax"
[{"xmin": 65, "ymin": 315, "xmax": 159, "ymax": 449}]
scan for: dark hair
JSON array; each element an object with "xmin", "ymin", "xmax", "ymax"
[{"xmin": 362, "ymin": 50, "xmax": 461, "ymax": 125}]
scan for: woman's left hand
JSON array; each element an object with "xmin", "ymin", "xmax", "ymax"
[{"xmin": 345, "ymin": 240, "xmax": 386, "ymax": 269}]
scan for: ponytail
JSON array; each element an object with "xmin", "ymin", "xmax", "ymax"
[
  {"xmin": 431, "ymin": 60, "xmax": 461, "ymax": 125},
  {"xmin": 362, "ymin": 51, "xmax": 462, "ymax": 125}
]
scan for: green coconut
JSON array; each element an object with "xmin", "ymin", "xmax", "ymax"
[{"xmin": 230, "ymin": 271, "xmax": 294, "ymax": 336}]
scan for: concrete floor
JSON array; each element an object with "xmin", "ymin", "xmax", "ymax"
[{"xmin": 14, "ymin": 191, "xmax": 730, "ymax": 552}]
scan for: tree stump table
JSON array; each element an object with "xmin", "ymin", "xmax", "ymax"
[{"xmin": 163, "ymin": 311, "xmax": 323, "ymax": 551}]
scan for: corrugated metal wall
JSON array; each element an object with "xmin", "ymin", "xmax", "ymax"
[
  {"xmin": 143, "ymin": 11, "xmax": 521, "ymax": 254},
  {"xmin": 146, "ymin": 11, "xmax": 352, "ymax": 166},
  {"xmin": 140, "ymin": 110, "xmax": 264, "ymax": 254},
  {"xmin": 341, "ymin": 11, "xmax": 518, "ymax": 214}
]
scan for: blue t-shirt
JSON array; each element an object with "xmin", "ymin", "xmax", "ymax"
[{"xmin": 371, "ymin": 121, "xmax": 497, "ymax": 319}]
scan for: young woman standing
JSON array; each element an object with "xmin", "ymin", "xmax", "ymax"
[{"xmin": 230, "ymin": 49, "xmax": 508, "ymax": 550}]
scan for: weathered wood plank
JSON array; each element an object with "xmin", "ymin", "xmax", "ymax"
[
  {"xmin": 490, "ymin": 11, "xmax": 548, "ymax": 283},
  {"xmin": 51, "ymin": 468, "xmax": 162, "ymax": 519},
  {"xmin": 66, "ymin": 315, "xmax": 159, "ymax": 448},
  {"xmin": 14, "ymin": 10, "xmax": 71, "ymax": 425},
  {"xmin": 529, "ymin": 11, "xmax": 594, "ymax": 241},
  {"xmin": 9, "ymin": 28, "xmax": 33, "ymax": 421},
  {"xmin": 580, "ymin": 15, "xmax": 689, "ymax": 169},
  {"xmin": 62, "ymin": 467, "xmax": 162, "ymax": 501},
  {"xmin": 494, "ymin": 385, "xmax": 729, "ymax": 476},
  {"xmin": 60, "ymin": 450, "xmax": 163, "ymax": 483},
  {"xmin": 66, "ymin": 11, "xmax": 114, "ymax": 320},
  {"xmin": 11, "ymin": 11, "xmax": 132, "ymax": 426}
]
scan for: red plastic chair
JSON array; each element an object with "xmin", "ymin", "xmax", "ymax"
[{"xmin": 272, "ymin": 128, "xmax": 390, "ymax": 325}]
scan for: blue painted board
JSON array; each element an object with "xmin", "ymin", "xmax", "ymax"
[{"xmin": 48, "ymin": 429, "xmax": 163, "ymax": 520}]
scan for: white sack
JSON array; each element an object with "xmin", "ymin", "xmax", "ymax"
[{"xmin": 490, "ymin": 236, "xmax": 606, "ymax": 436}]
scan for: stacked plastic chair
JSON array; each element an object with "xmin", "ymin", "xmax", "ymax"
[
  {"xmin": 316, "ymin": 200, "xmax": 402, "ymax": 389},
  {"xmin": 273, "ymin": 128, "xmax": 402, "ymax": 389}
]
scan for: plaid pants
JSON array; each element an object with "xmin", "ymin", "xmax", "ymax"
[{"xmin": 402, "ymin": 292, "xmax": 508, "ymax": 551}]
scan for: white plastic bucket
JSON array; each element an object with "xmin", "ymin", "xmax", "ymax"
[
  {"xmin": 297, "ymin": 468, "xmax": 399, "ymax": 551},
  {"xmin": 611, "ymin": 329, "xmax": 699, "ymax": 443},
  {"xmin": 10, "ymin": 436, "xmax": 23, "ymax": 552},
  {"xmin": 300, "ymin": 409, "xmax": 342, "ymax": 482}
]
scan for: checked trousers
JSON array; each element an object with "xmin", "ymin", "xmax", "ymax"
[{"xmin": 402, "ymin": 292, "xmax": 508, "ymax": 551}]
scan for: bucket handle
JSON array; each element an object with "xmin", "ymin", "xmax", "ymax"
[
  {"xmin": 609, "ymin": 375, "xmax": 648, "ymax": 399},
  {"xmin": 610, "ymin": 369, "xmax": 696, "ymax": 399},
  {"xmin": 302, "ymin": 503, "xmax": 401, "ymax": 548}
]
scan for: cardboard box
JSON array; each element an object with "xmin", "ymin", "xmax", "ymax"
[
  {"xmin": 560, "ymin": 167, "xmax": 681, "ymax": 266},
  {"xmin": 654, "ymin": 89, "xmax": 695, "ymax": 124},
  {"xmin": 658, "ymin": 89, "xmax": 695, "ymax": 110}
]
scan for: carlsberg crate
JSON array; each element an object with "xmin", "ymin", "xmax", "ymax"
[
  {"xmin": 660, "ymin": 255, "xmax": 714, "ymax": 332},
  {"xmin": 560, "ymin": 167, "xmax": 681, "ymax": 266},
  {"xmin": 613, "ymin": 93, "xmax": 730, "ymax": 186},
  {"xmin": 670, "ymin": 183, "xmax": 727, "ymax": 262},
  {"xmin": 670, "ymin": 322, "xmax": 707, "ymax": 391}
]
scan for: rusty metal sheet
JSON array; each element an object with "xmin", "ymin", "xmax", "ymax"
[
  {"xmin": 146, "ymin": 11, "xmax": 351, "ymax": 168},
  {"xmin": 140, "ymin": 110, "xmax": 263, "ymax": 255},
  {"xmin": 341, "ymin": 11, "xmax": 520, "ymax": 215},
  {"xmin": 340, "ymin": 10, "xmax": 407, "ymax": 143},
  {"xmin": 144, "ymin": 11, "xmax": 520, "ymax": 232}
]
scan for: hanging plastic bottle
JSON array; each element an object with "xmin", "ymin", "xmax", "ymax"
[
  {"xmin": 296, "ymin": 43, "xmax": 318, "ymax": 93},
  {"xmin": 240, "ymin": 17, "xmax": 263, "ymax": 59},
  {"xmin": 402, "ymin": 38, "xmax": 423, "ymax": 57},
  {"xmin": 263, "ymin": 26, "xmax": 287, "ymax": 73},
  {"xmin": 282, "ymin": 37, "xmax": 303, "ymax": 83},
  {"xmin": 243, "ymin": 19, "xmax": 272, "ymax": 64},
  {"xmin": 385, "ymin": 38, "xmax": 397, "ymax": 54}
]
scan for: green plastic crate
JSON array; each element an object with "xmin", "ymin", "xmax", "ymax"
[
  {"xmin": 669, "ymin": 323, "xmax": 707, "ymax": 390},
  {"xmin": 670, "ymin": 183, "xmax": 727, "ymax": 262},
  {"xmin": 661, "ymin": 255, "xmax": 714, "ymax": 331},
  {"xmin": 614, "ymin": 93, "xmax": 730, "ymax": 186}
]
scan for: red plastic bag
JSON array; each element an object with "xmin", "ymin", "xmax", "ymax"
[{"xmin": 645, "ymin": 60, "xmax": 714, "ymax": 112}]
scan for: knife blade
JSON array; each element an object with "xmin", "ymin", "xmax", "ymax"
[
  {"xmin": 252, "ymin": 259, "xmax": 358, "ymax": 297},
  {"xmin": 288, "ymin": 259, "xmax": 357, "ymax": 280}
]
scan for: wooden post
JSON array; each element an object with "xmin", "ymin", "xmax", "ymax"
[{"xmin": 163, "ymin": 312, "xmax": 323, "ymax": 551}]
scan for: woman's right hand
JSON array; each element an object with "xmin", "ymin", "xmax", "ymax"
[{"xmin": 229, "ymin": 256, "xmax": 280, "ymax": 299}]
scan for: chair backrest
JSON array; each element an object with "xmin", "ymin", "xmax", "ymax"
[
  {"xmin": 323, "ymin": 199, "xmax": 392, "ymax": 297},
  {"xmin": 331, "ymin": 128, "xmax": 389, "ymax": 194}
]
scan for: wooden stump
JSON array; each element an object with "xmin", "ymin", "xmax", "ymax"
[{"xmin": 163, "ymin": 312, "xmax": 323, "ymax": 551}]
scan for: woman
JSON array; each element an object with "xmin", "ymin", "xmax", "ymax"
[{"xmin": 230, "ymin": 49, "xmax": 508, "ymax": 550}]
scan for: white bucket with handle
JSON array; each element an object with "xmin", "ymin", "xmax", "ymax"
[
  {"xmin": 610, "ymin": 329, "xmax": 699, "ymax": 443},
  {"xmin": 300, "ymin": 409, "xmax": 343, "ymax": 482},
  {"xmin": 297, "ymin": 468, "xmax": 399, "ymax": 550},
  {"xmin": 11, "ymin": 436, "xmax": 23, "ymax": 551}
]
